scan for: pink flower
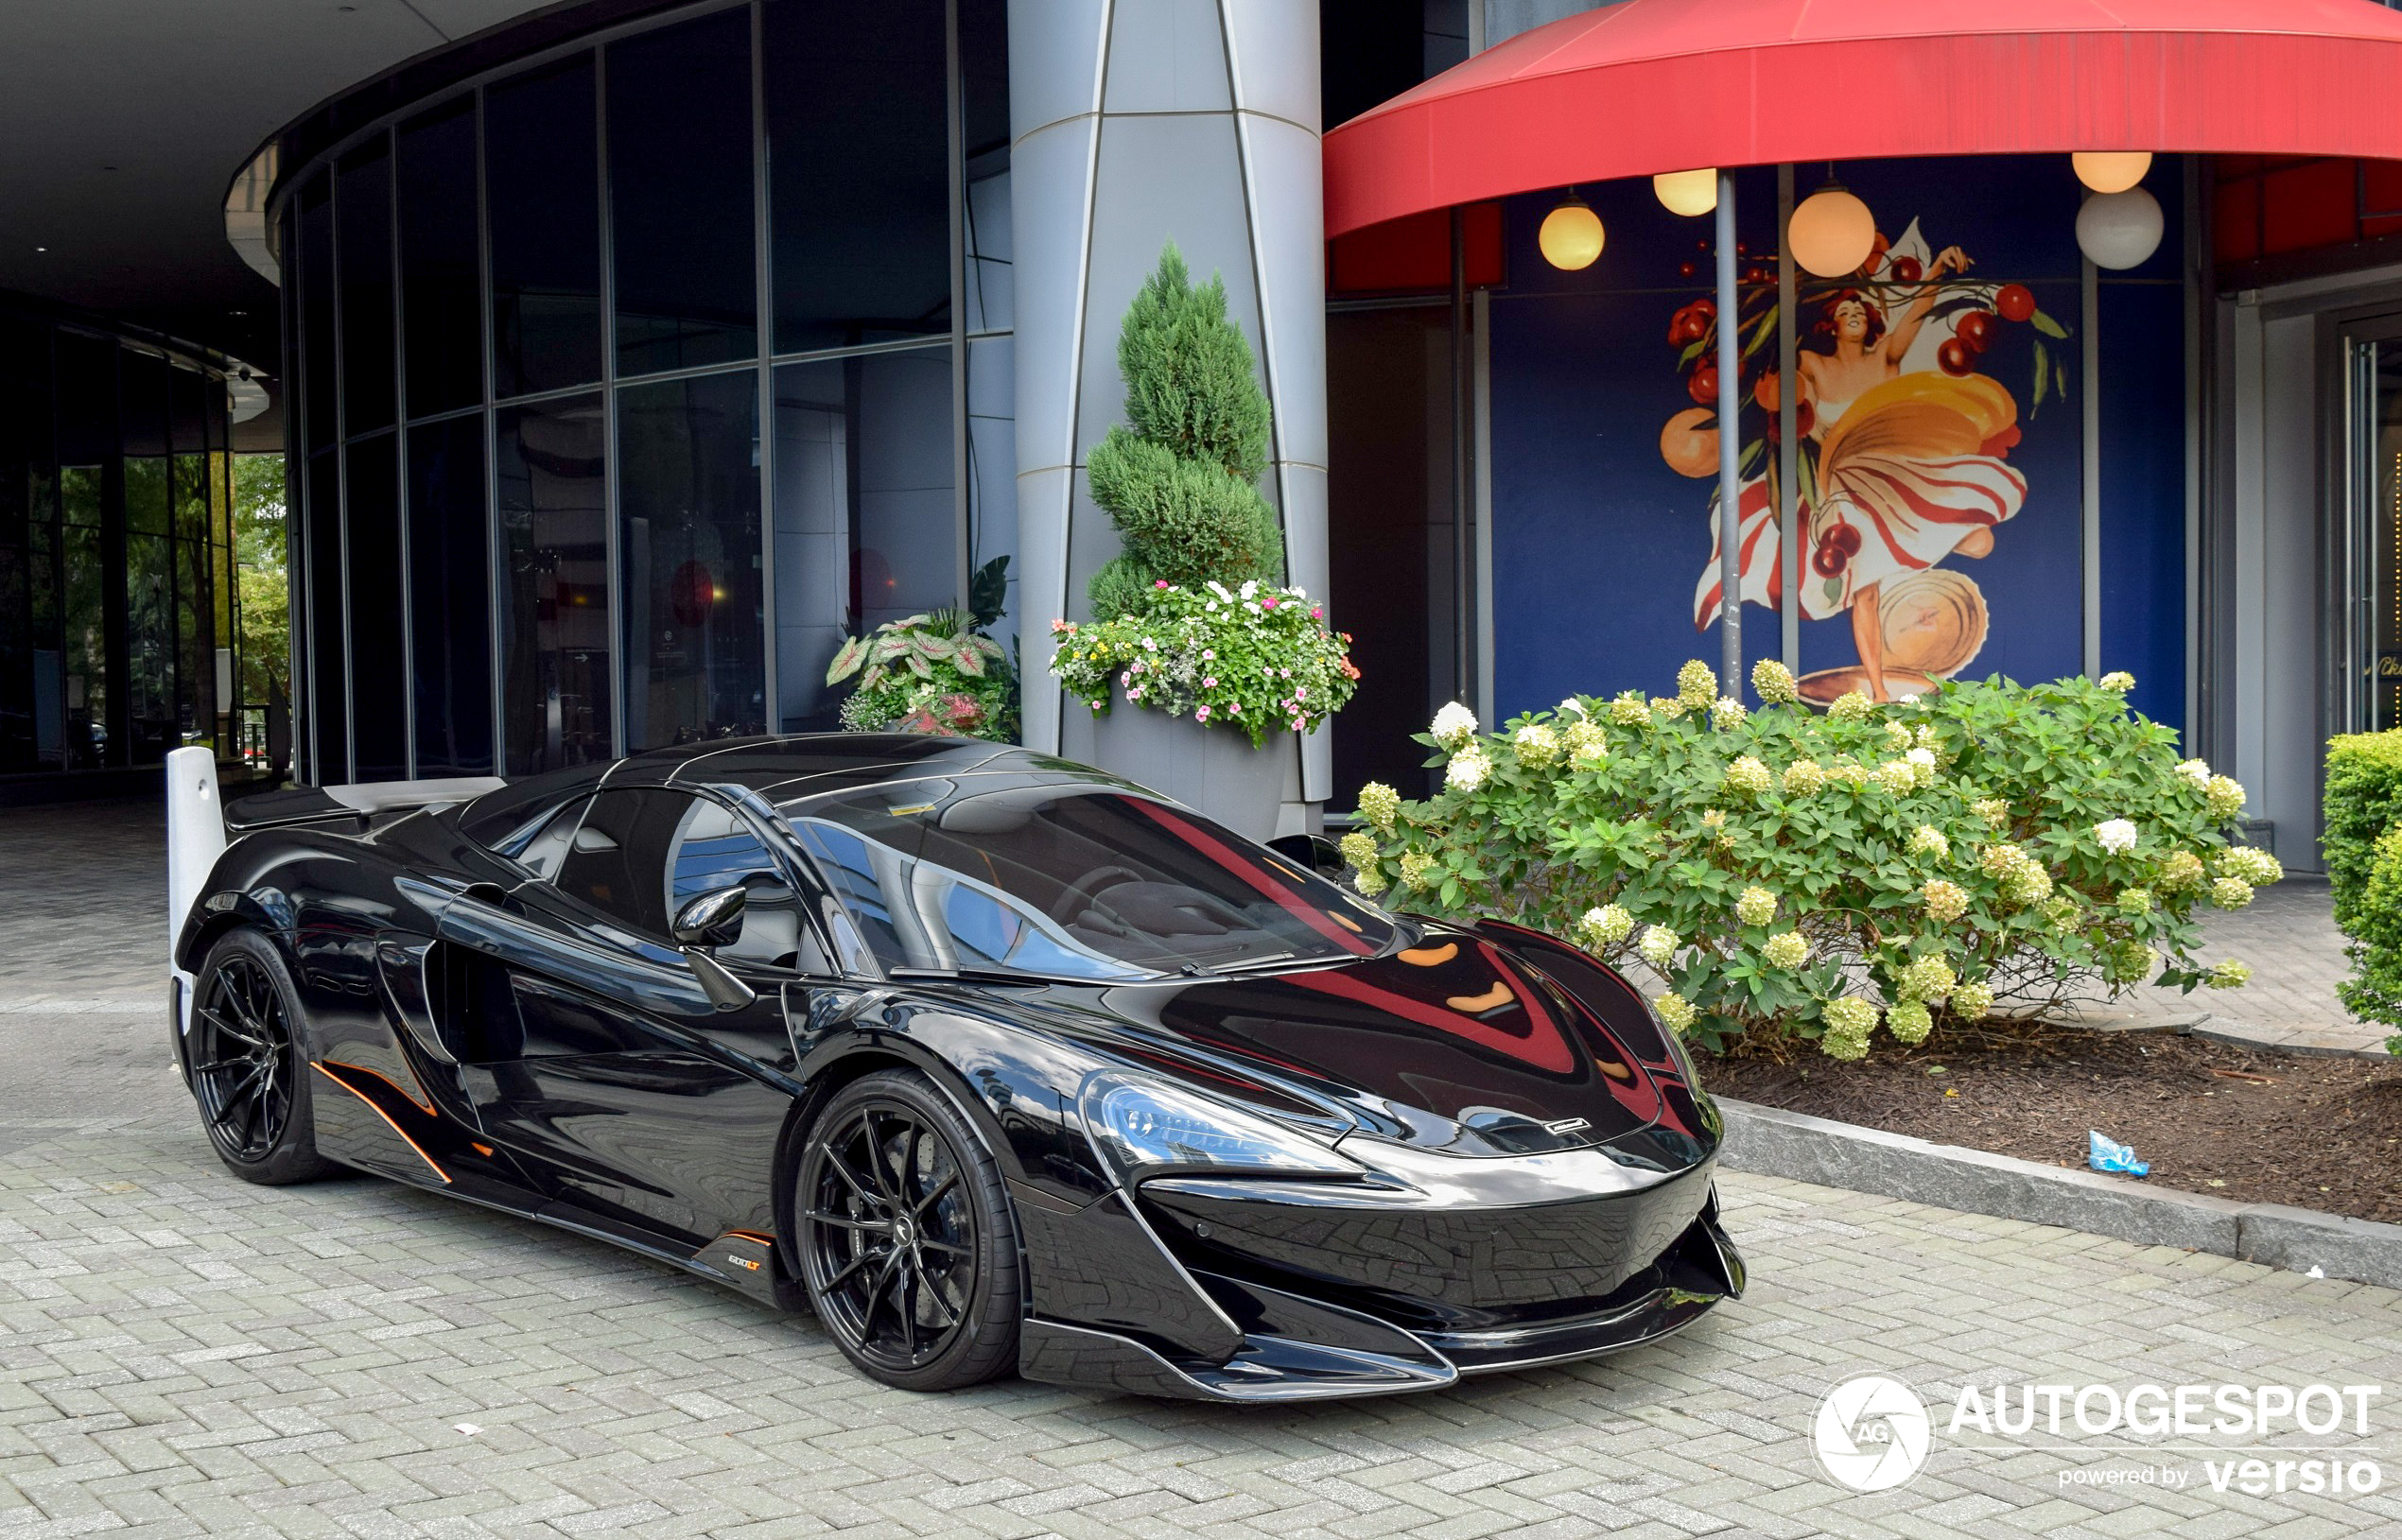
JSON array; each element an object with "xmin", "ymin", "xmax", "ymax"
[
  {"xmin": 1201, "ymin": 649, "xmax": 1214, "ymax": 661},
  {"xmin": 1051, "ymin": 619, "xmax": 1070, "ymax": 632},
  {"xmin": 1310, "ymin": 606, "xmax": 1323, "ymax": 619},
  {"xmin": 1203, "ymin": 677, "xmax": 1217, "ymax": 688},
  {"xmin": 1195, "ymin": 706, "xmax": 1211, "ymax": 722},
  {"xmin": 1227, "ymin": 701, "xmax": 1240, "ymax": 714},
  {"xmin": 1279, "ymin": 667, "xmax": 1291, "ymax": 678},
  {"xmin": 1291, "ymin": 717, "xmax": 1306, "ymax": 731},
  {"xmin": 1155, "ymin": 579, "xmax": 1170, "ymax": 589},
  {"xmin": 1118, "ymin": 672, "xmax": 1130, "ymax": 686},
  {"xmin": 1295, "ymin": 685, "xmax": 1307, "ymax": 701},
  {"xmin": 1261, "ymin": 597, "xmax": 1279, "ymax": 609}
]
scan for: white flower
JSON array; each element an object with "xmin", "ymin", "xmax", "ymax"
[
  {"xmin": 1444, "ymin": 748, "xmax": 1492, "ymax": 793},
  {"xmin": 1734, "ymin": 886, "xmax": 1777, "ymax": 926},
  {"xmin": 2098, "ymin": 670, "xmax": 2135, "ymax": 692},
  {"xmin": 2094, "ymin": 819, "xmax": 2139, "ymax": 854},
  {"xmin": 1558, "ymin": 697, "xmax": 1588, "ymax": 718},
  {"xmin": 1239, "ymin": 580, "xmax": 1259, "ymax": 599},
  {"xmin": 1576, "ymin": 905, "xmax": 1635, "ymax": 948},
  {"xmin": 1638, "ymin": 926, "xmax": 1680, "ymax": 969},
  {"xmin": 1907, "ymin": 825, "xmax": 1950, "ymax": 862},
  {"xmin": 1763, "ymin": 931, "xmax": 1808, "ymax": 969},
  {"xmin": 1512, "ymin": 723, "xmax": 1561, "ymax": 768},
  {"xmin": 2177, "ymin": 758, "xmax": 2211, "ymax": 787},
  {"xmin": 1430, "ymin": 701, "xmax": 1479, "ymax": 749},
  {"xmin": 1711, "ymin": 697, "xmax": 1748, "ymax": 731}
]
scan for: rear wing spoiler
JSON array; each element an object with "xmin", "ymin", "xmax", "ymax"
[{"xmin": 165, "ymin": 749, "xmax": 504, "ymax": 1037}]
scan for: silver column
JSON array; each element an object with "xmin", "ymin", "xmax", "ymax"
[{"xmin": 1008, "ymin": 0, "xmax": 1330, "ymax": 821}]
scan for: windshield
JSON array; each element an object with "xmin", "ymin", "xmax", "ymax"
[{"xmin": 784, "ymin": 779, "xmax": 1395, "ymax": 980}]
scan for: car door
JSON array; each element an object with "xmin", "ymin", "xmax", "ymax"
[{"xmin": 452, "ymin": 785, "xmax": 814, "ymax": 1247}]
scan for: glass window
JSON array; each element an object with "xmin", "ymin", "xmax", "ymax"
[
  {"xmin": 0, "ymin": 541, "xmax": 26, "ymax": 774},
  {"xmin": 496, "ymin": 391, "xmax": 610, "ymax": 774},
  {"xmin": 485, "ymin": 54, "xmax": 601, "ymax": 399},
  {"xmin": 550, "ymin": 786, "xmax": 680, "ymax": 940},
  {"xmin": 125, "ymin": 533, "xmax": 174, "ymax": 764},
  {"xmin": 662, "ymin": 796, "xmax": 814, "ymax": 968},
  {"xmin": 170, "ymin": 366, "xmax": 209, "ymax": 540},
  {"xmin": 337, "ymin": 137, "xmax": 397, "ymax": 435},
  {"xmin": 607, "ymin": 9, "xmax": 757, "ymax": 376},
  {"xmin": 298, "ymin": 173, "xmax": 337, "ymax": 452},
  {"xmin": 61, "ymin": 520, "xmax": 106, "ymax": 769},
  {"xmin": 617, "ymin": 370, "xmax": 762, "ymax": 752},
  {"xmin": 787, "ymin": 783, "xmax": 1392, "ymax": 979},
  {"xmin": 306, "ymin": 449, "xmax": 348, "ymax": 783},
  {"xmin": 770, "ymin": 348, "xmax": 955, "ymax": 729},
  {"xmin": 121, "ymin": 352, "xmax": 171, "ymax": 537},
  {"xmin": 408, "ymin": 414, "xmax": 495, "ymax": 776},
  {"xmin": 344, "ymin": 433, "xmax": 406, "ymax": 781},
  {"xmin": 764, "ymin": 0, "xmax": 950, "ymax": 354},
  {"xmin": 396, "ymin": 98, "xmax": 485, "ymax": 418},
  {"xmin": 966, "ymin": 334, "xmax": 1015, "ymax": 656}
]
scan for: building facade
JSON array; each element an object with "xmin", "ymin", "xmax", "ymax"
[{"xmin": 17, "ymin": 0, "xmax": 2373, "ymax": 872}]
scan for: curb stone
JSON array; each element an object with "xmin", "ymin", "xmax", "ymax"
[{"xmin": 1716, "ymin": 1097, "xmax": 2402, "ymax": 1289}]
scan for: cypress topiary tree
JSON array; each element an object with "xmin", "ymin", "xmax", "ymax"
[{"xmin": 1085, "ymin": 246, "xmax": 1284, "ymax": 619}]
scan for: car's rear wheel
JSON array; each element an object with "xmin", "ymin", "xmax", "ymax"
[
  {"xmin": 794, "ymin": 1070, "xmax": 1019, "ymax": 1391},
  {"xmin": 189, "ymin": 929, "xmax": 337, "ymax": 1185}
]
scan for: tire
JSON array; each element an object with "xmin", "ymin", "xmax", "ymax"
[
  {"xmin": 792, "ymin": 1069, "xmax": 1021, "ymax": 1391},
  {"xmin": 187, "ymin": 928, "xmax": 339, "ymax": 1185}
]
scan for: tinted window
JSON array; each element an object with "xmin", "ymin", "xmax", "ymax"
[
  {"xmin": 344, "ymin": 433, "xmax": 406, "ymax": 781},
  {"xmin": 764, "ymin": 0, "xmax": 949, "ymax": 353},
  {"xmin": 789, "ymin": 782, "xmax": 1394, "ymax": 979},
  {"xmin": 608, "ymin": 9, "xmax": 756, "ymax": 375},
  {"xmin": 618, "ymin": 370, "xmax": 762, "ymax": 750},
  {"xmin": 496, "ymin": 392, "xmax": 610, "ymax": 773},
  {"xmin": 298, "ymin": 173, "xmax": 337, "ymax": 452},
  {"xmin": 485, "ymin": 54, "xmax": 601, "ymax": 398},
  {"xmin": 551, "ymin": 787, "xmax": 680, "ymax": 939},
  {"xmin": 408, "ymin": 414, "xmax": 493, "ymax": 774},
  {"xmin": 396, "ymin": 99, "xmax": 484, "ymax": 417},
  {"xmin": 336, "ymin": 137, "xmax": 396, "ymax": 435},
  {"xmin": 305, "ymin": 450, "xmax": 348, "ymax": 782},
  {"xmin": 662, "ymin": 797, "xmax": 814, "ymax": 968}
]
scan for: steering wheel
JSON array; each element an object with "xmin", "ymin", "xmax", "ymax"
[{"xmin": 1051, "ymin": 864, "xmax": 1143, "ymax": 924}]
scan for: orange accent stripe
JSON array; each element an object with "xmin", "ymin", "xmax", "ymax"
[
  {"xmin": 725, "ymin": 1229, "xmax": 775, "ymax": 1245},
  {"xmin": 312, "ymin": 1063, "xmax": 451, "ymax": 1185},
  {"xmin": 318, "ymin": 1058, "xmax": 438, "ymax": 1116}
]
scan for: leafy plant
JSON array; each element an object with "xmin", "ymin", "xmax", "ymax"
[
  {"xmin": 1052, "ymin": 244, "xmax": 1353, "ymax": 742},
  {"xmin": 827, "ymin": 606, "xmax": 1017, "ymax": 741},
  {"xmin": 2324, "ymin": 730, "xmax": 2402, "ymax": 930},
  {"xmin": 1341, "ymin": 664, "xmax": 2267, "ymax": 1059},
  {"xmin": 1051, "ymin": 579, "xmax": 1358, "ymax": 749},
  {"xmin": 1083, "ymin": 247, "xmax": 1282, "ymax": 620}
]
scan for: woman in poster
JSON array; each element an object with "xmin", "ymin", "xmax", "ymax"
[{"xmin": 1686, "ymin": 240, "xmax": 2029, "ymax": 701}]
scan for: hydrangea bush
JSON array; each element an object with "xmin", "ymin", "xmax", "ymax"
[
  {"xmin": 1341, "ymin": 662, "xmax": 2271, "ymax": 1060},
  {"xmin": 1050, "ymin": 579, "xmax": 1358, "ymax": 748}
]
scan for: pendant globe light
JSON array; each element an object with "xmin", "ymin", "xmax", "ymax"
[
  {"xmin": 1789, "ymin": 178, "xmax": 1876, "ymax": 278},
  {"xmin": 1539, "ymin": 189, "xmax": 1605, "ymax": 269},
  {"xmin": 2072, "ymin": 152, "xmax": 2152, "ymax": 195},
  {"xmin": 1653, "ymin": 168, "xmax": 1717, "ymax": 217},
  {"xmin": 2076, "ymin": 186, "xmax": 2165, "ymax": 270}
]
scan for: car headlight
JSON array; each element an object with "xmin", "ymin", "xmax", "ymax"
[{"xmin": 1080, "ymin": 1073, "xmax": 1359, "ymax": 1180}]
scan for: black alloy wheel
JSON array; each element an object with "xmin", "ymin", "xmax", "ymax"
[
  {"xmin": 795, "ymin": 1070, "xmax": 1019, "ymax": 1390},
  {"xmin": 189, "ymin": 929, "xmax": 336, "ymax": 1185}
]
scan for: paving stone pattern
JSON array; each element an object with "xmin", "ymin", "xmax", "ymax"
[{"xmin": 6, "ymin": 804, "xmax": 2402, "ymax": 1538}]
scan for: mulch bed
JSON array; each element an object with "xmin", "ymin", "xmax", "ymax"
[{"xmin": 1699, "ymin": 1020, "xmax": 2402, "ymax": 1225}]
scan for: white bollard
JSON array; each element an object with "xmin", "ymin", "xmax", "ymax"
[{"xmin": 165, "ymin": 747, "xmax": 227, "ymax": 1039}]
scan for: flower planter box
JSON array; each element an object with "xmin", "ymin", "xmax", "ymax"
[{"xmin": 1086, "ymin": 704, "xmax": 1287, "ymax": 842}]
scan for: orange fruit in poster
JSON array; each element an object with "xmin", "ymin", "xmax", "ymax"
[
  {"xmin": 1994, "ymin": 284, "xmax": 2037, "ymax": 322},
  {"xmin": 1660, "ymin": 407, "xmax": 1718, "ymax": 477},
  {"xmin": 1752, "ymin": 369, "xmax": 1781, "ymax": 411}
]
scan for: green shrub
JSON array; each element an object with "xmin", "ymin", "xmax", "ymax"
[
  {"xmin": 2335, "ymin": 822, "xmax": 2402, "ymax": 1053},
  {"xmin": 1083, "ymin": 247, "xmax": 1283, "ymax": 621},
  {"xmin": 2324, "ymin": 730, "xmax": 2402, "ymax": 930},
  {"xmin": 1342, "ymin": 663, "xmax": 2268, "ymax": 1060},
  {"xmin": 826, "ymin": 598, "xmax": 1018, "ymax": 741}
]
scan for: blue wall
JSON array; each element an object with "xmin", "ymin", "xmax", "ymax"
[{"xmin": 1488, "ymin": 154, "xmax": 2185, "ymax": 733}]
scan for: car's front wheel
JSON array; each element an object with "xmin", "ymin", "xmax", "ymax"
[
  {"xmin": 793, "ymin": 1069, "xmax": 1020, "ymax": 1391},
  {"xmin": 188, "ymin": 928, "xmax": 338, "ymax": 1185}
]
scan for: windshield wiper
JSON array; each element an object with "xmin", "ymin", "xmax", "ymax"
[
  {"xmin": 1189, "ymin": 950, "xmax": 1305, "ymax": 977},
  {"xmin": 887, "ymin": 965, "xmax": 1105, "ymax": 987}
]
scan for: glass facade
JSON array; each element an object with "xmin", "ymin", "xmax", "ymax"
[
  {"xmin": 0, "ymin": 303, "xmax": 242, "ymax": 786},
  {"xmin": 279, "ymin": 0, "xmax": 1013, "ymax": 786}
]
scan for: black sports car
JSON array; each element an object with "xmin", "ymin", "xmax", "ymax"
[{"xmin": 167, "ymin": 736, "xmax": 1741, "ymax": 1400}]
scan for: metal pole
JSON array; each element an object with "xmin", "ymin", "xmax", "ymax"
[
  {"xmin": 1777, "ymin": 164, "xmax": 1799, "ymax": 673},
  {"xmin": 1451, "ymin": 206, "xmax": 1471, "ymax": 708},
  {"xmin": 1715, "ymin": 170, "xmax": 1742, "ymax": 692}
]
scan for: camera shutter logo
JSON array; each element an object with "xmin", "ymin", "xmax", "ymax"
[{"xmin": 1813, "ymin": 1376, "xmax": 1933, "ymax": 1492}]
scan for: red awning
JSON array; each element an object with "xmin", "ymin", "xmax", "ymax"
[{"xmin": 1324, "ymin": 0, "xmax": 2402, "ymax": 239}]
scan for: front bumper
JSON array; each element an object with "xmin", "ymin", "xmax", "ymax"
[{"xmin": 1014, "ymin": 1142, "xmax": 1744, "ymax": 1402}]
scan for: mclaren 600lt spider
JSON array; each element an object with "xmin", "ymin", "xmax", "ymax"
[{"xmin": 165, "ymin": 735, "xmax": 1740, "ymax": 1400}]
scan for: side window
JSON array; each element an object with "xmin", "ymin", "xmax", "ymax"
[
  {"xmin": 792, "ymin": 819, "xmax": 914, "ymax": 967},
  {"xmin": 550, "ymin": 787, "xmax": 681, "ymax": 940},
  {"xmin": 662, "ymin": 798, "xmax": 815, "ymax": 970}
]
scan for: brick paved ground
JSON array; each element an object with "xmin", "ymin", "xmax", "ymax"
[{"xmin": 5, "ymin": 802, "xmax": 2402, "ymax": 1538}]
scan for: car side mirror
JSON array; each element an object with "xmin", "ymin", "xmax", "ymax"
[
  {"xmin": 1268, "ymin": 833, "xmax": 1349, "ymax": 880},
  {"xmin": 672, "ymin": 884, "xmax": 748, "ymax": 949}
]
